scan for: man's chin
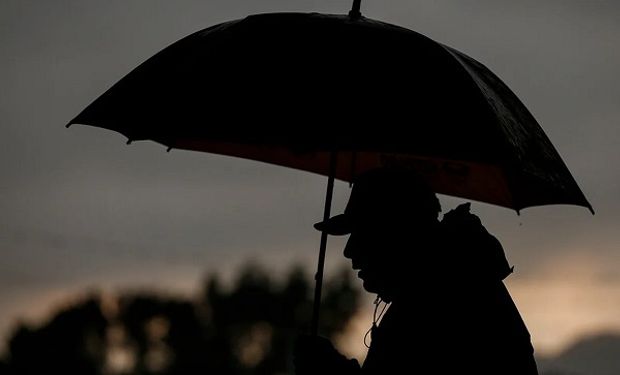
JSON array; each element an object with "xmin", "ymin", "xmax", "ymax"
[
  {"xmin": 361, "ymin": 279, "xmax": 379, "ymax": 294},
  {"xmin": 361, "ymin": 279, "xmax": 393, "ymax": 302}
]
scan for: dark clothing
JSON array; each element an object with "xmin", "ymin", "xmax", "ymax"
[
  {"xmin": 295, "ymin": 202, "xmax": 539, "ymax": 375},
  {"xmin": 362, "ymin": 204, "xmax": 539, "ymax": 374},
  {"xmin": 363, "ymin": 282, "xmax": 538, "ymax": 374}
]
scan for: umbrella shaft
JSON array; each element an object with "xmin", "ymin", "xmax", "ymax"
[
  {"xmin": 311, "ymin": 151, "xmax": 338, "ymax": 335},
  {"xmin": 349, "ymin": 0, "xmax": 362, "ymax": 19}
]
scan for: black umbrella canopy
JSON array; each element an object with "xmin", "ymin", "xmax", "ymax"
[{"xmin": 68, "ymin": 11, "xmax": 592, "ymax": 213}]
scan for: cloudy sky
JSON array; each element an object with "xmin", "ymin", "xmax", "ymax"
[{"xmin": 1, "ymin": 0, "xmax": 619, "ymax": 358}]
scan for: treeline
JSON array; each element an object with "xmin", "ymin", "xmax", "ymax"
[{"xmin": 1, "ymin": 264, "xmax": 360, "ymax": 375}]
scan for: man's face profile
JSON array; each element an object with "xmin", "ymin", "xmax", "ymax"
[
  {"xmin": 343, "ymin": 215, "xmax": 436, "ymax": 300},
  {"xmin": 315, "ymin": 168, "xmax": 441, "ymax": 299},
  {"xmin": 343, "ymin": 221, "xmax": 403, "ymax": 297}
]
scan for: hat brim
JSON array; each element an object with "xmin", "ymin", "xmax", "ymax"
[{"xmin": 313, "ymin": 214, "xmax": 352, "ymax": 236}]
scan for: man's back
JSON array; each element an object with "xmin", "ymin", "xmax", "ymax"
[{"xmin": 362, "ymin": 203, "xmax": 539, "ymax": 374}]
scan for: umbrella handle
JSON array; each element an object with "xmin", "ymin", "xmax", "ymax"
[{"xmin": 311, "ymin": 151, "xmax": 338, "ymax": 336}]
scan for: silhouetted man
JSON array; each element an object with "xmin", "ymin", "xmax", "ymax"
[{"xmin": 294, "ymin": 167, "xmax": 539, "ymax": 375}]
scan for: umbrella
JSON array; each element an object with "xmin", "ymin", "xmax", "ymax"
[{"xmin": 67, "ymin": 2, "xmax": 593, "ymax": 334}]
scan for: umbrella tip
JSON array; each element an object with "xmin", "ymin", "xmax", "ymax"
[{"xmin": 348, "ymin": 0, "xmax": 362, "ymax": 20}]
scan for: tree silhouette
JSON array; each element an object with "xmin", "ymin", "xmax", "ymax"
[
  {"xmin": 3, "ymin": 264, "xmax": 360, "ymax": 375},
  {"xmin": 6, "ymin": 295, "xmax": 107, "ymax": 375}
]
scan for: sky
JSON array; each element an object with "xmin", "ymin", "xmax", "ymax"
[{"xmin": 1, "ymin": 0, "xmax": 619, "ymax": 359}]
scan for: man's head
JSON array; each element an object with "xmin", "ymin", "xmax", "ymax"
[
  {"xmin": 314, "ymin": 167, "xmax": 441, "ymax": 300},
  {"xmin": 315, "ymin": 168, "xmax": 441, "ymax": 235}
]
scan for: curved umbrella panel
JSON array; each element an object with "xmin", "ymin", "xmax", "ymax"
[
  {"xmin": 68, "ymin": 12, "xmax": 592, "ymax": 213},
  {"xmin": 444, "ymin": 46, "xmax": 593, "ymax": 212},
  {"xmin": 70, "ymin": 14, "xmax": 507, "ymax": 161}
]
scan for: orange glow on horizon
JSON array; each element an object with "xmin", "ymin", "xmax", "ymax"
[{"xmin": 507, "ymin": 252, "xmax": 620, "ymax": 356}]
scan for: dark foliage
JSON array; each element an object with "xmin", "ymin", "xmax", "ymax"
[{"xmin": 2, "ymin": 264, "xmax": 359, "ymax": 375}]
